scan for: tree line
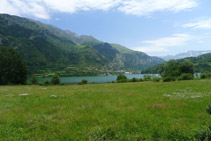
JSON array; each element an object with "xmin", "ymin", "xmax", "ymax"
[{"xmin": 0, "ymin": 45, "xmax": 210, "ymax": 85}]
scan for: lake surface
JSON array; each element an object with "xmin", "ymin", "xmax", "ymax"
[{"xmin": 39, "ymin": 74, "xmax": 159, "ymax": 84}]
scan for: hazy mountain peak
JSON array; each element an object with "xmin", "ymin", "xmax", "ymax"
[{"xmin": 161, "ymin": 50, "xmax": 211, "ymax": 61}]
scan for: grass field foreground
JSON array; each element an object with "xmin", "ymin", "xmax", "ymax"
[{"xmin": 0, "ymin": 80, "xmax": 211, "ymax": 140}]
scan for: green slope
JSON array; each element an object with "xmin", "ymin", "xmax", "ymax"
[
  {"xmin": 111, "ymin": 43, "xmax": 165, "ymax": 72},
  {"xmin": 0, "ymin": 14, "xmax": 164, "ymax": 76},
  {"xmin": 142, "ymin": 53, "xmax": 211, "ymax": 74}
]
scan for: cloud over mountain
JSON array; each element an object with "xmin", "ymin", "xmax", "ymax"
[{"xmin": 0, "ymin": 0, "xmax": 198, "ymax": 19}]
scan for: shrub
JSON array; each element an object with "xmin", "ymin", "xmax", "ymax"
[
  {"xmin": 31, "ymin": 76, "xmax": 38, "ymax": 85},
  {"xmin": 178, "ymin": 73, "xmax": 194, "ymax": 80},
  {"xmin": 131, "ymin": 77, "xmax": 138, "ymax": 82},
  {"xmin": 200, "ymin": 73, "xmax": 207, "ymax": 79},
  {"xmin": 81, "ymin": 79, "xmax": 88, "ymax": 84},
  {"xmin": 206, "ymin": 104, "xmax": 211, "ymax": 115},
  {"xmin": 117, "ymin": 79, "xmax": 128, "ymax": 83},
  {"xmin": 143, "ymin": 75, "xmax": 152, "ymax": 81},
  {"xmin": 138, "ymin": 78, "xmax": 144, "ymax": 82},
  {"xmin": 194, "ymin": 125, "xmax": 211, "ymax": 140},
  {"xmin": 194, "ymin": 105, "xmax": 211, "ymax": 140},
  {"xmin": 116, "ymin": 74, "xmax": 127, "ymax": 83},
  {"xmin": 44, "ymin": 80, "xmax": 50, "ymax": 85},
  {"xmin": 117, "ymin": 74, "xmax": 127, "ymax": 81},
  {"xmin": 50, "ymin": 75, "xmax": 61, "ymax": 85},
  {"xmin": 152, "ymin": 77, "xmax": 161, "ymax": 82},
  {"xmin": 163, "ymin": 76, "xmax": 176, "ymax": 82},
  {"xmin": 200, "ymin": 73, "xmax": 211, "ymax": 79}
]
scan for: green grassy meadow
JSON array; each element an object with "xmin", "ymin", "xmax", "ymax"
[{"xmin": 0, "ymin": 80, "xmax": 211, "ymax": 140}]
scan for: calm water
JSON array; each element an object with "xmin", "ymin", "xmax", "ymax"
[{"xmin": 39, "ymin": 74, "xmax": 159, "ymax": 84}]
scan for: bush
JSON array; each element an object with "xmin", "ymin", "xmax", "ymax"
[
  {"xmin": 200, "ymin": 73, "xmax": 211, "ymax": 79},
  {"xmin": 163, "ymin": 76, "xmax": 176, "ymax": 82},
  {"xmin": 138, "ymin": 78, "xmax": 144, "ymax": 82},
  {"xmin": 143, "ymin": 75, "xmax": 152, "ymax": 81},
  {"xmin": 117, "ymin": 79, "xmax": 128, "ymax": 83},
  {"xmin": 131, "ymin": 77, "xmax": 138, "ymax": 82},
  {"xmin": 116, "ymin": 74, "xmax": 127, "ymax": 83},
  {"xmin": 194, "ymin": 105, "xmax": 211, "ymax": 140},
  {"xmin": 194, "ymin": 125, "xmax": 211, "ymax": 140},
  {"xmin": 81, "ymin": 79, "xmax": 88, "ymax": 84},
  {"xmin": 31, "ymin": 76, "xmax": 38, "ymax": 85},
  {"xmin": 50, "ymin": 75, "xmax": 60, "ymax": 85},
  {"xmin": 152, "ymin": 77, "xmax": 161, "ymax": 82},
  {"xmin": 178, "ymin": 73, "xmax": 194, "ymax": 80},
  {"xmin": 200, "ymin": 73, "xmax": 207, "ymax": 79},
  {"xmin": 206, "ymin": 104, "xmax": 211, "ymax": 115},
  {"xmin": 117, "ymin": 74, "xmax": 127, "ymax": 81},
  {"xmin": 44, "ymin": 80, "xmax": 50, "ymax": 85}
]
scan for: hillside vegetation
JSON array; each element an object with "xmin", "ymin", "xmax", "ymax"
[
  {"xmin": 142, "ymin": 53, "xmax": 211, "ymax": 74},
  {"xmin": 0, "ymin": 14, "xmax": 164, "ymax": 76}
]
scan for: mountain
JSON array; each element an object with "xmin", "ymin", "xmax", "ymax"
[
  {"xmin": 161, "ymin": 50, "xmax": 211, "ymax": 61},
  {"xmin": 142, "ymin": 53, "xmax": 211, "ymax": 74},
  {"xmin": 0, "ymin": 14, "xmax": 164, "ymax": 76},
  {"xmin": 111, "ymin": 44, "xmax": 164, "ymax": 71}
]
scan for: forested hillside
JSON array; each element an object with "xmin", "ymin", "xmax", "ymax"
[
  {"xmin": 0, "ymin": 14, "xmax": 164, "ymax": 76},
  {"xmin": 142, "ymin": 53, "xmax": 211, "ymax": 74}
]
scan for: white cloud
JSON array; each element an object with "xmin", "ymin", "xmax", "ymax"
[
  {"xmin": 118, "ymin": 0, "xmax": 197, "ymax": 16},
  {"xmin": 0, "ymin": 0, "xmax": 198, "ymax": 19},
  {"xmin": 42, "ymin": 0, "xmax": 121, "ymax": 13},
  {"xmin": 183, "ymin": 18, "xmax": 211, "ymax": 29},
  {"xmin": 0, "ymin": 0, "xmax": 50, "ymax": 19},
  {"xmin": 134, "ymin": 34, "xmax": 193, "ymax": 53}
]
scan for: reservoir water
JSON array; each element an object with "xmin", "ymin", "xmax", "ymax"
[{"xmin": 39, "ymin": 74, "xmax": 159, "ymax": 84}]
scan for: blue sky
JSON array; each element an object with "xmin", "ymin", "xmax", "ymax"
[{"xmin": 0, "ymin": 0, "xmax": 211, "ymax": 56}]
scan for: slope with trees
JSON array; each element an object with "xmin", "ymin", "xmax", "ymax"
[
  {"xmin": 142, "ymin": 53, "xmax": 211, "ymax": 74},
  {"xmin": 0, "ymin": 14, "xmax": 164, "ymax": 76}
]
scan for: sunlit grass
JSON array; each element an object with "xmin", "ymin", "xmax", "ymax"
[{"xmin": 0, "ymin": 80, "xmax": 210, "ymax": 140}]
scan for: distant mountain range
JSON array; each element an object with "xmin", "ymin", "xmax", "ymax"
[
  {"xmin": 142, "ymin": 53, "xmax": 211, "ymax": 74},
  {"xmin": 161, "ymin": 50, "xmax": 211, "ymax": 61},
  {"xmin": 0, "ymin": 14, "xmax": 164, "ymax": 76}
]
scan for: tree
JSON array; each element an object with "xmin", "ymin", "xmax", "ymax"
[
  {"xmin": 159, "ymin": 60, "xmax": 194, "ymax": 81},
  {"xmin": 160, "ymin": 60, "xmax": 180, "ymax": 80},
  {"xmin": 117, "ymin": 74, "xmax": 127, "ymax": 82},
  {"xmin": 50, "ymin": 74, "xmax": 60, "ymax": 85},
  {"xmin": 0, "ymin": 46, "xmax": 27, "ymax": 85},
  {"xmin": 178, "ymin": 73, "xmax": 194, "ymax": 80},
  {"xmin": 178, "ymin": 61, "xmax": 194, "ymax": 75}
]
